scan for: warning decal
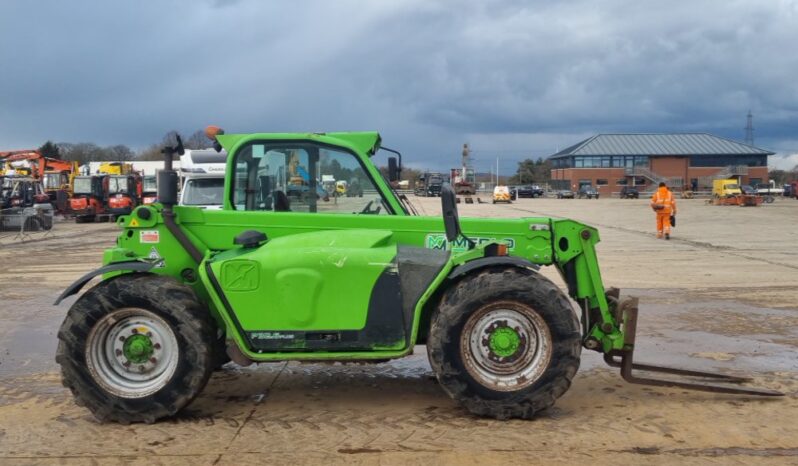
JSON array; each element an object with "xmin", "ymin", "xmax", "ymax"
[
  {"xmin": 140, "ymin": 230, "xmax": 160, "ymax": 244},
  {"xmin": 148, "ymin": 247, "xmax": 166, "ymax": 268}
]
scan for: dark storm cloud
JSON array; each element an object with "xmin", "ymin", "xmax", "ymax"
[{"xmin": 1, "ymin": 0, "xmax": 796, "ymax": 171}]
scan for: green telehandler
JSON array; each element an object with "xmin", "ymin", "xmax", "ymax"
[{"xmin": 55, "ymin": 128, "xmax": 781, "ymax": 423}]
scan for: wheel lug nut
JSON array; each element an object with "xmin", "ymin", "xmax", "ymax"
[
  {"xmin": 115, "ymin": 349, "xmax": 122, "ymax": 356},
  {"xmin": 119, "ymin": 336, "xmax": 126, "ymax": 342},
  {"xmin": 154, "ymin": 343, "xmax": 161, "ymax": 350},
  {"xmin": 123, "ymin": 361, "xmax": 131, "ymax": 367},
  {"xmin": 150, "ymin": 357, "xmax": 157, "ymax": 364},
  {"xmin": 131, "ymin": 328, "xmax": 138, "ymax": 334},
  {"xmin": 147, "ymin": 332, "xmax": 152, "ymax": 337},
  {"xmin": 139, "ymin": 366, "xmax": 146, "ymax": 372}
]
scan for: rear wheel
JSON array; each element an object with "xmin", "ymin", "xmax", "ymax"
[
  {"xmin": 428, "ymin": 267, "xmax": 581, "ymax": 419},
  {"xmin": 56, "ymin": 274, "xmax": 214, "ymax": 423}
]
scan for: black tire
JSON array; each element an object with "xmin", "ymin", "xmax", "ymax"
[
  {"xmin": 428, "ymin": 267, "xmax": 581, "ymax": 420},
  {"xmin": 41, "ymin": 215, "xmax": 53, "ymax": 230},
  {"xmin": 56, "ymin": 274, "xmax": 215, "ymax": 423}
]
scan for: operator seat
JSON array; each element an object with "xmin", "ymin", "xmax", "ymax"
[{"xmin": 273, "ymin": 190, "xmax": 291, "ymax": 212}]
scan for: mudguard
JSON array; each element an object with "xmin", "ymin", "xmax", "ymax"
[
  {"xmin": 54, "ymin": 261, "xmax": 156, "ymax": 305},
  {"xmin": 448, "ymin": 256, "xmax": 539, "ymax": 280}
]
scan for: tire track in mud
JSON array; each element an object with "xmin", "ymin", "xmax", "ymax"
[
  {"xmin": 617, "ymin": 446, "xmax": 798, "ymax": 458},
  {"xmin": 211, "ymin": 361, "xmax": 288, "ymax": 464},
  {"xmin": 507, "ymin": 204, "xmax": 798, "ymax": 271}
]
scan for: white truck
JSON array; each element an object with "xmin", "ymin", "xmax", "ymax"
[
  {"xmin": 755, "ymin": 180, "xmax": 785, "ymax": 196},
  {"xmin": 179, "ymin": 149, "xmax": 227, "ymax": 209}
]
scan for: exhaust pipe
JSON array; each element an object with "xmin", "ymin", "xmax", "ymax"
[{"xmin": 158, "ymin": 135, "xmax": 203, "ymax": 263}]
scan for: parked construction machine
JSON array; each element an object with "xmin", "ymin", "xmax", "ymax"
[
  {"xmin": 452, "ymin": 143, "xmax": 477, "ymax": 195},
  {"xmin": 106, "ymin": 173, "xmax": 142, "ymax": 217},
  {"xmin": 98, "ymin": 162, "xmax": 134, "ymax": 176},
  {"xmin": 141, "ymin": 175, "xmax": 158, "ymax": 205},
  {"xmin": 54, "ymin": 128, "xmax": 781, "ymax": 424},
  {"xmin": 712, "ymin": 178, "xmax": 764, "ymax": 206},
  {"xmin": 70, "ymin": 175, "xmax": 107, "ymax": 222},
  {"xmin": 0, "ymin": 150, "xmax": 78, "ymax": 213},
  {"xmin": 0, "ymin": 176, "xmax": 54, "ymax": 231}
]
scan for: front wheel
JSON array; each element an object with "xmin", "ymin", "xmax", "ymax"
[
  {"xmin": 56, "ymin": 274, "xmax": 215, "ymax": 423},
  {"xmin": 428, "ymin": 268, "xmax": 581, "ymax": 420}
]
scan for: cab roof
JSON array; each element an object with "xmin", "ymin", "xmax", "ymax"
[{"xmin": 215, "ymin": 132, "xmax": 382, "ymax": 157}]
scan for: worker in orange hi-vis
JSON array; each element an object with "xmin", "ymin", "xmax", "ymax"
[{"xmin": 650, "ymin": 182, "xmax": 677, "ymax": 240}]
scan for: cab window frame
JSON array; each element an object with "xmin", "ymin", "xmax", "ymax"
[{"xmin": 229, "ymin": 140, "xmax": 396, "ymax": 215}]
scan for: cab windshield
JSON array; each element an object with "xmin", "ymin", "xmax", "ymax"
[
  {"xmin": 143, "ymin": 176, "xmax": 157, "ymax": 193},
  {"xmin": 108, "ymin": 176, "xmax": 129, "ymax": 194},
  {"xmin": 73, "ymin": 177, "xmax": 93, "ymax": 194},
  {"xmin": 43, "ymin": 173, "xmax": 63, "ymax": 190},
  {"xmin": 182, "ymin": 178, "xmax": 224, "ymax": 206}
]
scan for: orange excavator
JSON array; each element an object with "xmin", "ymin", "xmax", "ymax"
[{"xmin": 0, "ymin": 150, "xmax": 79, "ymax": 213}]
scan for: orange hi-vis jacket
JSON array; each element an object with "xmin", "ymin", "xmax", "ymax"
[{"xmin": 650, "ymin": 187, "xmax": 676, "ymax": 215}]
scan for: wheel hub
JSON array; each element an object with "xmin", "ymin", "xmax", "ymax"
[
  {"xmin": 487, "ymin": 325, "xmax": 521, "ymax": 359},
  {"xmin": 122, "ymin": 333, "xmax": 155, "ymax": 365},
  {"xmin": 86, "ymin": 308, "xmax": 179, "ymax": 398},
  {"xmin": 461, "ymin": 302, "xmax": 553, "ymax": 392}
]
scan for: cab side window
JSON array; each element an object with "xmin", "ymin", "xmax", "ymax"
[{"xmin": 233, "ymin": 143, "xmax": 389, "ymax": 215}]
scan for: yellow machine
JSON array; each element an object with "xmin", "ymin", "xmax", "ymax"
[
  {"xmin": 336, "ymin": 180, "xmax": 348, "ymax": 195},
  {"xmin": 98, "ymin": 162, "xmax": 134, "ymax": 175},
  {"xmin": 713, "ymin": 179, "xmax": 741, "ymax": 198}
]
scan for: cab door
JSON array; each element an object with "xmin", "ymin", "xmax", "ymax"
[{"xmin": 206, "ymin": 229, "xmax": 408, "ymax": 353}]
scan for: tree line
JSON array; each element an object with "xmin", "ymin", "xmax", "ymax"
[{"xmin": 37, "ymin": 130, "xmax": 213, "ymax": 165}]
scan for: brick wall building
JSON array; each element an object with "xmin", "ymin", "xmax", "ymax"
[{"xmin": 548, "ymin": 133, "xmax": 773, "ymax": 196}]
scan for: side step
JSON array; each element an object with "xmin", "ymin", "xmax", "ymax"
[{"xmin": 606, "ymin": 297, "xmax": 783, "ymax": 396}]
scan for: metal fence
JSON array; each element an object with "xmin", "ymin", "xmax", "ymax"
[{"xmin": 0, "ymin": 208, "xmax": 55, "ymax": 244}]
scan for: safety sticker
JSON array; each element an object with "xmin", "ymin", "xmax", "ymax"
[
  {"xmin": 129, "ymin": 218, "xmax": 140, "ymax": 227},
  {"xmin": 140, "ymin": 230, "xmax": 160, "ymax": 243},
  {"xmin": 148, "ymin": 247, "xmax": 166, "ymax": 268}
]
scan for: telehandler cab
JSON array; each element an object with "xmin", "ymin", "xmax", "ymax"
[{"xmin": 55, "ymin": 128, "xmax": 781, "ymax": 423}]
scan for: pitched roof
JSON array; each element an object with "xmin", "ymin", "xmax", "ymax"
[{"xmin": 549, "ymin": 133, "xmax": 774, "ymax": 158}]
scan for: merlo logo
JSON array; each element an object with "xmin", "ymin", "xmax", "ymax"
[
  {"xmin": 424, "ymin": 234, "xmax": 515, "ymax": 253},
  {"xmin": 222, "ymin": 260, "xmax": 259, "ymax": 291}
]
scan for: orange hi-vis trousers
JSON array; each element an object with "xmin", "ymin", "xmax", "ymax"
[{"xmin": 656, "ymin": 212, "xmax": 671, "ymax": 237}]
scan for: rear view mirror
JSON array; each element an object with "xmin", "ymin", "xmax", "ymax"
[{"xmin": 388, "ymin": 157, "xmax": 399, "ymax": 182}]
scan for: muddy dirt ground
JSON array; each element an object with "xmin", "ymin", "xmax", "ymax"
[{"xmin": 1, "ymin": 196, "xmax": 796, "ymax": 465}]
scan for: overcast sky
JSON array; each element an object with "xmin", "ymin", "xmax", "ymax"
[{"xmin": 1, "ymin": 0, "xmax": 797, "ymax": 173}]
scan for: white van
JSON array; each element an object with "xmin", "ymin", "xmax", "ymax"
[{"xmin": 179, "ymin": 149, "xmax": 227, "ymax": 209}]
